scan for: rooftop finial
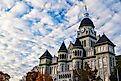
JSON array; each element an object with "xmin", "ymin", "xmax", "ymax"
[
  {"xmin": 84, "ymin": 5, "xmax": 89, "ymax": 18},
  {"xmin": 85, "ymin": 5, "xmax": 87, "ymax": 12}
]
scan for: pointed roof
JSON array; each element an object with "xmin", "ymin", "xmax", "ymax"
[
  {"xmin": 73, "ymin": 38, "xmax": 83, "ymax": 48},
  {"xmin": 95, "ymin": 34, "xmax": 115, "ymax": 46},
  {"xmin": 58, "ymin": 42, "xmax": 68, "ymax": 53},
  {"xmin": 39, "ymin": 50, "xmax": 52, "ymax": 59}
]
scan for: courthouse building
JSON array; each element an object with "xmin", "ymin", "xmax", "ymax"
[{"xmin": 39, "ymin": 12, "xmax": 116, "ymax": 81}]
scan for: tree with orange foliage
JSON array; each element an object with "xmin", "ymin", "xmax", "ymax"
[
  {"xmin": 36, "ymin": 72, "xmax": 53, "ymax": 81},
  {"xmin": 26, "ymin": 71, "xmax": 53, "ymax": 81}
]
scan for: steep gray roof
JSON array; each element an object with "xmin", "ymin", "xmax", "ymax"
[
  {"xmin": 73, "ymin": 38, "xmax": 83, "ymax": 48},
  {"xmin": 39, "ymin": 50, "xmax": 52, "ymax": 59},
  {"xmin": 58, "ymin": 42, "xmax": 68, "ymax": 53},
  {"xmin": 95, "ymin": 34, "xmax": 115, "ymax": 46}
]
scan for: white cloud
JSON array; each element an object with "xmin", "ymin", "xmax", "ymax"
[{"xmin": 0, "ymin": 0, "xmax": 121, "ymax": 81}]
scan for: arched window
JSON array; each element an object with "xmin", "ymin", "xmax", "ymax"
[
  {"xmin": 60, "ymin": 54, "xmax": 61, "ymax": 59},
  {"xmin": 64, "ymin": 54, "xmax": 66, "ymax": 59},
  {"xmin": 50, "ymin": 67, "xmax": 52, "ymax": 74},
  {"xmin": 62, "ymin": 64, "xmax": 64, "ymax": 72},
  {"xmin": 59, "ymin": 75, "xmax": 60, "ymax": 79},
  {"xmin": 84, "ymin": 40, "xmax": 86, "ymax": 47},
  {"xmin": 77, "ymin": 61, "xmax": 80, "ymax": 69},
  {"xmin": 75, "ymin": 51, "xmax": 77, "ymax": 56},
  {"xmin": 62, "ymin": 54, "xmax": 64, "ymax": 59},
  {"xmin": 80, "ymin": 51, "xmax": 82, "ymax": 56},
  {"xmin": 78, "ymin": 50, "xmax": 80, "ymax": 56},
  {"xmin": 67, "ymin": 65, "xmax": 69, "ymax": 71},
  {"xmin": 82, "ymin": 41, "xmax": 83, "ymax": 46},
  {"xmin": 61, "ymin": 75, "xmax": 62, "ymax": 78}
]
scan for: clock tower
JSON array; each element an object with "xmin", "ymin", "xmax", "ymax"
[{"xmin": 77, "ymin": 13, "xmax": 97, "ymax": 49}]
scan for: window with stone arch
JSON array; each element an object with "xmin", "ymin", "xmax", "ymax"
[
  {"xmin": 75, "ymin": 50, "xmax": 77, "ymax": 56},
  {"xmin": 76, "ymin": 61, "xmax": 80, "ymax": 69},
  {"xmin": 80, "ymin": 50, "xmax": 82, "ymax": 56},
  {"xmin": 77, "ymin": 50, "xmax": 80, "ymax": 56},
  {"xmin": 62, "ymin": 54, "xmax": 64, "ymax": 59},
  {"xmin": 64, "ymin": 54, "xmax": 66, "ymax": 59},
  {"xmin": 61, "ymin": 64, "xmax": 64, "ymax": 72},
  {"xmin": 84, "ymin": 40, "xmax": 86, "ymax": 47}
]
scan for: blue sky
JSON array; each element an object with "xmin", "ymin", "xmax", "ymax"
[{"xmin": 0, "ymin": 0, "xmax": 121, "ymax": 81}]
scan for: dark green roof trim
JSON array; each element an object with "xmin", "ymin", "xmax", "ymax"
[
  {"xmin": 72, "ymin": 57, "xmax": 83, "ymax": 60},
  {"xmin": 39, "ymin": 63, "xmax": 51, "ymax": 66},
  {"xmin": 96, "ymin": 52, "xmax": 115, "ymax": 56},
  {"xmin": 51, "ymin": 63, "xmax": 58, "ymax": 65},
  {"xmin": 66, "ymin": 60, "xmax": 72, "ymax": 63},
  {"xmin": 58, "ymin": 60, "xmax": 67, "ymax": 62},
  {"xmin": 83, "ymin": 56, "xmax": 96, "ymax": 59},
  {"xmin": 72, "ymin": 46, "xmax": 83, "ymax": 49},
  {"xmin": 58, "ymin": 60, "xmax": 72, "ymax": 63},
  {"xmin": 95, "ymin": 34, "xmax": 115, "ymax": 47},
  {"xmin": 77, "ymin": 35, "xmax": 97, "ymax": 40},
  {"xmin": 39, "ymin": 57, "xmax": 52, "ymax": 59}
]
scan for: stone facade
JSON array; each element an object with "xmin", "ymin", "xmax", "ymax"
[{"xmin": 39, "ymin": 14, "xmax": 116, "ymax": 81}]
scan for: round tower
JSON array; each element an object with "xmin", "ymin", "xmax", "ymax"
[
  {"xmin": 72, "ymin": 38, "xmax": 86, "ymax": 70},
  {"xmin": 58, "ymin": 42, "xmax": 68, "ymax": 72}
]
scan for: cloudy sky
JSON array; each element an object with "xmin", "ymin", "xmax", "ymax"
[{"xmin": 0, "ymin": 0, "xmax": 121, "ymax": 81}]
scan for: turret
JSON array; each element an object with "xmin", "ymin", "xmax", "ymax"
[
  {"xmin": 77, "ymin": 12, "xmax": 97, "ymax": 48},
  {"xmin": 72, "ymin": 38, "xmax": 86, "ymax": 69},
  {"xmin": 58, "ymin": 42, "xmax": 68, "ymax": 62},
  {"xmin": 58, "ymin": 42, "xmax": 68, "ymax": 72},
  {"xmin": 39, "ymin": 50, "xmax": 52, "ymax": 65},
  {"xmin": 39, "ymin": 50, "xmax": 52, "ymax": 74}
]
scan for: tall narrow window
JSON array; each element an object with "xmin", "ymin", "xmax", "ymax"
[
  {"xmin": 82, "ymin": 41, "xmax": 83, "ymax": 47},
  {"xmin": 62, "ymin": 64, "xmax": 64, "ymax": 72},
  {"xmin": 62, "ymin": 54, "xmax": 64, "ymax": 59},
  {"xmin": 75, "ymin": 51, "xmax": 77, "ymax": 56},
  {"xmin": 80, "ymin": 51, "xmax": 82, "ymax": 56},
  {"xmin": 84, "ymin": 40, "xmax": 86, "ymax": 47},
  {"xmin": 68, "ymin": 65, "xmax": 69, "ymax": 71},
  {"xmin": 64, "ymin": 54, "xmax": 66, "ymax": 59},
  {"xmin": 77, "ymin": 61, "xmax": 80, "ymax": 69},
  {"xmin": 50, "ymin": 67, "xmax": 52, "ymax": 74},
  {"xmin": 78, "ymin": 50, "xmax": 80, "ymax": 56},
  {"xmin": 91, "ymin": 40, "xmax": 93, "ymax": 47},
  {"xmin": 110, "ymin": 57, "xmax": 112, "ymax": 67},
  {"xmin": 60, "ymin": 54, "xmax": 61, "ymax": 59}
]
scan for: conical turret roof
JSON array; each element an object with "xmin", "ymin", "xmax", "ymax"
[
  {"xmin": 39, "ymin": 50, "xmax": 52, "ymax": 59},
  {"xmin": 73, "ymin": 39, "xmax": 83, "ymax": 48},
  {"xmin": 58, "ymin": 42, "xmax": 68, "ymax": 53}
]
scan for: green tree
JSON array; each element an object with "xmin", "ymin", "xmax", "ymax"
[{"xmin": 73, "ymin": 62, "xmax": 98, "ymax": 81}]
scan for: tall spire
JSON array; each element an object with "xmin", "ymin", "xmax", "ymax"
[{"xmin": 84, "ymin": 5, "xmax": 89, "ymax": 18}]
